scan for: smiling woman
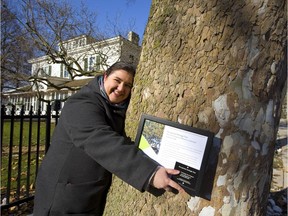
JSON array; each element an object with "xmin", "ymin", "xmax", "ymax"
[{"xmin": 33, "ymin": 61, "xmax": 184, "ymax": 215}]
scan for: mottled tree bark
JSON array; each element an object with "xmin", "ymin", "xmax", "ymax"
[{"xmin": 104, "ymin": 0, "xmax": 287, "ymax": 215}]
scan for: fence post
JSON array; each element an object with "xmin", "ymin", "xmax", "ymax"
[
  {"xmin": 25, "ymin": 106, "xmax": 33, "ymax": 197},
  {"xmin": 45, "ymin": 102, "xmax": 51, "ymax": 153},
  {"xmin": 1, "ymin": 105, "xmax": 5, "ymax": 154},
  {"xmin": 35, "ymin": 105, "xmax": 41, "ymax": 176},
  {"xmin": 6, "ymin": 105, "xmax": 15, "ymax": 205},
  {"xmin": 16, "ymin": 105, "xmax": 24, "ymax": 200}
]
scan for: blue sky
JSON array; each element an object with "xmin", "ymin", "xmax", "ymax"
[
  {"xmin": 73, "ymin": 0, "xmax": 152, "ymax": 43},
  {"xmin": 8, "ymin": 0, "xmax": 152, "ymax": 43}
]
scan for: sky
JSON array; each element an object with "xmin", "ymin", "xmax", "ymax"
[
  {"xmin": 72, "ymin": 0, "xmax": 152, "ymax": 43},
  {"xmin": 8, "ymin": 0, "xmax": 152, "ymax": 44}
]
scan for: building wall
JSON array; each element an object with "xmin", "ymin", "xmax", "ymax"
[{"xmin": 30, "ymin": 39, "xmax": 123, "ymax": 79}]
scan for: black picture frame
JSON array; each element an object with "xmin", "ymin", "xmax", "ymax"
[{"xmin": 135, "ymin": 114, "xmax": 214, "ymax": 197}]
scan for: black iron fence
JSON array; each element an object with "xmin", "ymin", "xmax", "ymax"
[{"xmin": 1, "ymin": 102, "xmax": 60, "ymax": 212}]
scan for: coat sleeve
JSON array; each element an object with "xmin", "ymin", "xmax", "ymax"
[{"xmin": 60, "ymin": 93, "xmax": 160, "ymax": 192}]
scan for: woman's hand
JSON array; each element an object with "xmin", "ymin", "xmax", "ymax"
[{"xmin": 151, "ymin": 167, "xmax": 184, "ymax": 193}]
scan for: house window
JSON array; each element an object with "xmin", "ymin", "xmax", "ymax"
[
  {"xmin": 95, "ymin": 55, "xmax": 100, "ymax": 71},
  {"xmin": 89, "ymin": 57, "xmax": 95, "ymax": 71},
  {"xmin": 84, "ymin": 58, "xmax": 88, "ymax": 71},
  {"xmin": 73, "ymin": 41, "xmax": 77, "ymax": 48},
  {"xmin": 41, "ymin": 65, "xmax": 52, "ymax": 76},
  {"xmin": 60, "ymin": 64, "xmax": 64, "ymax": 77},
  {"xmin": 67, "ymin": 43, "xmax": 71, "ymax": 50},
  {"xmin": 61, "ymin": 64, "xmax": 69, "ymax": 78},
  {"xmin": 48, "ymin": 65, "xmax": 52, "ymax": 76},
  {"xmin": 64, "ymin": 70, "xmax": 69, "ymax": 78},
  {"xmin": 84, "ymin": 55, "xmax": 101, "ymax": 72},
  {"xmin": 79, "ymin": 38, "xmax": 85, "ymax": 47}
]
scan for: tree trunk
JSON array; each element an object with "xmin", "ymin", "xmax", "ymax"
[{"xmin": 104, "ymin": 0, "xmax": 287, "ymax": 215}]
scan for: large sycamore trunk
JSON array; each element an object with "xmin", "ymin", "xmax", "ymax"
[{"xmin": 104, "ymin": 0, "xmax": 287, "ymax": 215}]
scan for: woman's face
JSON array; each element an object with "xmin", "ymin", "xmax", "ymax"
[{"xmin": 104, "ymin": 69, "xmax": 134, "ymax": 104}]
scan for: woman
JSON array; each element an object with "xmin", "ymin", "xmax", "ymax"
[{"xmin": 33, "ymin": 62, "xmax": 183, "ymax": 215}]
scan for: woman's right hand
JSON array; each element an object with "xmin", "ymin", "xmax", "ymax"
[{"xmin": 151, "ymin": 167, "xmax": 184, "ymax": 193}]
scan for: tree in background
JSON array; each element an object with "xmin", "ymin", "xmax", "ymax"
[
  {"xmin": 104, "ymin": 0, "xmax": 287, "ymax": 215},
  {"xmin": 1, "ymin": 1, "xmax": 33, "ymax": 91},
  {"xmin": 1, "ymin": 0, "xmax": 135, "ymax": 94}
]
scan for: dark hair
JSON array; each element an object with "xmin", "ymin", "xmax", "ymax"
[{"xmin": 105, "ymin": 62, "xmax": 136, "ymax": 77}]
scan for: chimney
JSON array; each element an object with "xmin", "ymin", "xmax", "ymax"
[{"xmin": 128, "ymin": 31, "xmax": 140, "ymax": 45}]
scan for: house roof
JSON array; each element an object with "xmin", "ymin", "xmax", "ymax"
[
  {"xmin": 59, "ymin": 77, "xmax": 94, "ymax": 88},
  {"xmin": 2, "ymin": 77, "xmax": 95, "ymax": 97}
]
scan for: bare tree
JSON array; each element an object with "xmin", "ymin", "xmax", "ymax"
[
  {"xmin": 1, "ymin": 0, "xmax": 137, "ymax": 97},
  {"xmin": 21, "ymin": 0, "xmax": 104, "ymax": 86},
  {"xmin": 1, "ymin": 0, "xmax": 33, "ymax": 91}
]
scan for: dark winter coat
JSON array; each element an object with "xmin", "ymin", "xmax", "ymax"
[{"xmin": 33, "ymin": 76, "xmax": 159, "ymax": 216}]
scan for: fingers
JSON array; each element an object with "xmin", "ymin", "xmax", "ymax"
[
  {"xmin": 165, "ymin": 168, "xmax": 181, "ymax": 175},
  {"xmin": 168, "ymin": 178, "xmax": 184, "ymax": 193},
  {"xmin": 165, "ymin": 168, "xmax": 184, "ymax": 193},
  {"xmin": 163, "ymin": 179, "xmax": 184, "ymax": 194}
]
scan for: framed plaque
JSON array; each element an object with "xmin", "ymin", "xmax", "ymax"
[{"xmin": 135, "ymin": 114, "xmax": 214, "ymax": 196}]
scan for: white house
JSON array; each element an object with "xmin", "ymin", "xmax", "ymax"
[{"xmin": 2, "ymin": 31, "xmax": 141, "ymax": 114}]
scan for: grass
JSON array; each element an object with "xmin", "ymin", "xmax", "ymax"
[{"xmin": 1, "ymin": 120, "xmax": 56, "ymax": 204}]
